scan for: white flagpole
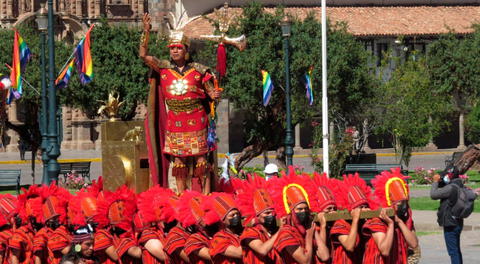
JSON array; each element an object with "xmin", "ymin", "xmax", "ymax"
[{"xmin": 321, "ymin": 0, "xmax": 330, "ymax": 176}]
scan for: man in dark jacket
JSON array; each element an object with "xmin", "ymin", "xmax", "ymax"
[{"xmin": 430, "ymin": 166, "xmax": 478, "ymax": 264}]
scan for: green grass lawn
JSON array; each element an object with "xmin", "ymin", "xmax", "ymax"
[{"xmin": 410, "ymin": 196, "xmax": 480, "ymax": 212}]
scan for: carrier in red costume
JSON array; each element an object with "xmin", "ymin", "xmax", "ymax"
[
  {"xmin": 94, "ymin": 186, "xmax": 141, "ymax": 264},
  {"xmin": 137, "ymin": 185, "xmax": 176, "ymax": 263},
  {"xmin": 180, "ymin": 191, "xmax": 212, "ymax": 264},
  {"xmin": 232, "ymin": 174, "xmax": 281, "ymax": 264},
  {"xmin": 372, "ymin": 168, "xmax": 419, "ymax": 264},
  {"xmin": 0, "ymin": 194, "xmax": 17, "ymax": 264},
  {"xmin": 140, "ymin": 13, "xmax": 221, "ymax": 194},
  {"xmin": 204, "ymin": 192, "xmax": 243, "ymax": 264},
  {"xmin": 269, "ymin": 168, "xmax": 320, "ymax": 264}
]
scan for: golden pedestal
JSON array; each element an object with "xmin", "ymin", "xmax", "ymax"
[{"xmin": 101, "ymin": 121, "xmax": 151, "ymax": 193}]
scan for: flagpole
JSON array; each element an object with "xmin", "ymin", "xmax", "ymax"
[
  {"xmin": 56, "ymin": 24, "xmax": 95, "ymax": 76},
  {"xmin": 321, "ymin": 0, "xmax": 330, "ymax": 176}
]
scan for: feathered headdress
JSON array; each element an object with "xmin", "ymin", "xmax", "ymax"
[
  {"xmin": 338, "ymin": 173, "xmax": 377, "ymax": 211},
  {"xmin": 133, "ymin": 211, "xmax": 149, "ymax": 232},
  {"xmin": 85, "ymin": 176, "xmax": 103, "ymax": 198},
  {"xmin": 177, "ymin": 190, "xmax": 206, "ymax": 228},
  {"xmin": 17, "ymin": 185, "xmax": 46, "ymax": 223},
  {"xmin": 68, "ymin": 190, "xmax": 98, "ymax": 227},
  {"xmin": 372, "ymin": 167, "xmax": 410, "ymax": 207},
  {"xmin": 0, "ymin": 194, "xmax": 17, "ymax": 227},
  {"xmin": 268, "ymin": 167, "xmax": 316, "ymax": 218},
  {"xmin": 310, "ymin": 172, "xmax": 342, "ymax": 212},
  {"xmin": 232, "ymin": 174, "xmax": 274, "ymax": 224},
  {"xmin": 137, "ymin": 185, "xmax": 176, "ymax": 224},
  {"xmin": 203, "ymin": 192, "xmax": 238, "ymax": 225},
  {"xmin": 40, "ymin": 183, "xmax": 72, "ymax": 225},
  {"xmin": 94, "ymin": 185, "xmax": 137, "ymax": 231}
]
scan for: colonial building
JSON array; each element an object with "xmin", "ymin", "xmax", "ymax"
[{"xmin": 2, "ymin": 0, "xmax": 480, "ymax": 153}]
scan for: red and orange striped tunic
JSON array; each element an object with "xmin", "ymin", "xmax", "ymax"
[
  {"xmin": 240, "ymin": 225, "xmax": 280, "ymax": 264},
  {"xmin": 210, "ymin": 229, "xmax": 242, "ymax": 264},
  {"xmin": 8, "ymin": 225, "xmax": 35, "ymax": 264},
  {"xmin": 273, "ymin": 224, "xmax": 308, "ymax": 264},
  {"xmin": 47, "ymin": 225, "xmax": 72, "ymax": 264},
  {"xmin": 0, "ymin": 228, "xmax": 13, "ymax": 264},
  {"xmin": 184, "ymin": 232, "xmax": 212, "ymax": 264},
  {"xmin": 32, "ymin": 226, "xmax": 53, "ymax": 263},
  {"xmin": 164, "ymin": 226, "xmax": 189, "ymax": 264},
  {"xmin": 94, "ymin": 228, "xmax": 117, "ymax": 264},
  {"xmin": 390, "ymin": 213, "xmax": 414, "ymax": 264},
  {"xmin": 115, "ymin": 233, "xmax": 141, "ymax": 264},
  {"xmin": 362, "ymin": 218, "xmax": 389, "ymax": 264},
  {"xmin": 138, "ymin": 226, "xmax": 167, "ymax": 264},
  {"xmin": 330, "ymin": 219, "xmax": 363, "ymax": 264}
]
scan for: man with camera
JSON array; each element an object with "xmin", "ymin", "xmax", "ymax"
[{"xmin": 430, "ymin": 165, "xmax": 480, "ymax": 264}]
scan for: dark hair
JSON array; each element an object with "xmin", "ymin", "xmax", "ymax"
[
  {"xmin": 441, "ymin": 165, "xmax": 460, "ymax": 178},
  {"xmin": 61, "ymin": 243, "xmax": 98, "ymax": 264}
]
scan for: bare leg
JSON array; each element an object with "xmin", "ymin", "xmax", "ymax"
[
  {"xmin": 173, "ymin": 157, "xmax": 187, "ymax": 193},
  {"xmin": 195, "ymin": 155, "xmax": 209, "ymax": 194}
]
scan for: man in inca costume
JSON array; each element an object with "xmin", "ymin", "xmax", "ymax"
[{"xmin": 140, "ymin": 13, "xmax": 221, "ymax": 194}]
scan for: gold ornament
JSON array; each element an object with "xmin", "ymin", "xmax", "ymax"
[{"xmin": 168, "ymin": 79, "xmax": 189, "ymax": 96}]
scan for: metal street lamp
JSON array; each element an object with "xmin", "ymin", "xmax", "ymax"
[
  {"xmin": 35, "ymin": 3, "xmax": 49, "ymax": 184},
  {"xmin": 281, "ymin": 16, "xmax": 294, "ymax": 167},
  {"xmin": 46, "ymin": 0, "xmax": 61, "ymax": 183}
]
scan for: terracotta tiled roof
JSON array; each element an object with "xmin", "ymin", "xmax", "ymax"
[{"xmin": 183, "ymin": 6, "xmax": 480, "ymax": 38}]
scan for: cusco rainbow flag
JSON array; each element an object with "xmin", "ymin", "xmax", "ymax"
[
  {"xmin": 55, "ymin": 59, "xmax": 75, "ymax": 89},
  {"xmin": 74, "ymin": 25, "xmax": 94, "ymax": 85},
  {"xmin": 9, "ymin": 30, "xmax": 31, "ymax": 103},
  {"xmin": 304, "ymin": 66, "xmax": 314, "ymax": 105},
  {"xmin": 261, "ymin": 70, "xmax": 274, "ymax": 106}
]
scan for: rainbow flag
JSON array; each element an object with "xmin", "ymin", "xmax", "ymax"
[
  {"xmin": 9, "ymin": 30, "xmax": 31, "ymax": 101},
  {"xmin": 262, "ymin": 70, "xmax": 274, "ymax": 106},
  {"xmin": 304, "ymin": 67, "xmax": 314, "ymax": 105},
  {"xmin": 55, "ymin": 58, "xmax": 75, "ymax": 89},
  {"xmin": 74, "ymin": 25, "xmax": 94, "ymax": 85}
]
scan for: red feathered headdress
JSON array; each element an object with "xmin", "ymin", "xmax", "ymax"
[
  {"xmin": 203, "ymin": 192, "xmax": 238, "ymax": 225},
  {"xmin": 268, "ymin": 167, "xmax": 316, "ymax": 218},
  {"xmin": 177, "ymin": 191, "xmax": 206, "ymax": 228},
  {"xmin": 232, "ymin": 174, "xmax": 274, "ymax": 225},
  {"xmin": 85, "ymin": 176, "xmax": 103, "ymax": 199},
  {"xmin": 94, "ymin": 185, "xmax": 137, "ymax": 231},
  {"xmin": 68, "ymin": 190, "xmax": 98, "ymax": 227},
  {"xmin": 372, "ymin": 167, "xmax": 410, "ymax": 207},
  {"xmin": 133, "ymin": 211, "xmax": 149, "ymax": 232},
  {"xmin": 40, "ymin": 183, "xmax": 72, "ymax": 225},
  {"xmin": 138, "ymin": 185, "xmax": 176, "ymax": 224},
  {"xmin": 310, "ymin": 172, "xmax": 341, "ymax": 212},
  {"xmin": 338, "ymin": 173, "xmax": 377, "ymax": 211},
  {"xmin": 17, "ymin": 185, "xmax": 46, "ymax": 223}
]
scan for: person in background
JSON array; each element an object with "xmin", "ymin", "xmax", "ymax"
[{"xmin": 263, "ymin": 164, "xmax": 279, "ymax": 180}]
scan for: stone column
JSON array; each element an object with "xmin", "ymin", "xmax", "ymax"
[
  {"xmin": 216, "ymin": 99, "xmax": 229, "ymax": 154},
  {"xmin": 76, "ymin": 0, "xmax": 82, "ymax": 17},
  {"xmin": 71, "ymin": 109, "xmax": 95, "ymax": 150},
  {"xmin": 294, "ymin": 123, "xmax": 302, "ymax": 150},
  {"xmin": 6, "ymin": 0, "xmax": 12, "ymax": 18},
  {"xmin": 94, "ymin": 121, "xmax": 102, "ymax": 150},
  {"xmin": 425, "ymin": 116, "xmax": 438, "ymax": 150},
  {"xmin": 5, "ymin": 102, "xmax": 20, "ymax": 152},
  {"xmin": 458, "ymin": 112, "xmax": 466, "ymax": 150},
  {"xmin": 95, "ymin": 0, "xmax": 101, "ymax": 18},
  {"xmin": 60, "ymin": 106, "xmax": 74, "ymax": 150},
  {"xmin": 362, "ymin": 119, "xmax": 371, "ymax": 152},
  {"xmin": 329, "ymin": 121, "xmax": 334, "ymax": 142}
]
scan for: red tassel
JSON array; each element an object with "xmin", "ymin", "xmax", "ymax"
[{"xmin": 216, "ymin": 43, "xmax": 227, "ymax": 78}]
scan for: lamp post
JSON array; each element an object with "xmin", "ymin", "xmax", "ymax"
[
  {"xmin": 281, "ymin": 17, "xmax": 294, "ymax": 167},
  {"xmin": 35, "ymin": 3, "xmax": 49, "ymax": 184},
  {"xmin": 46, "ymin": 0, "xmax": 60, "ymax": 183}
]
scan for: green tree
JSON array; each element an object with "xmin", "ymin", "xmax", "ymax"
[
  {"xmin": 375, "ymin": 57, "xmax": 445, "ymax": 166},
  {"xmin": 427, "ymin": 31, "xmax": 480, "ymax": 148}
]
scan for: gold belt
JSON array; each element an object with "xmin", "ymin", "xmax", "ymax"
[{"xmin": 166, "ymin": 99, "xmax": 202, "ymax": 112}]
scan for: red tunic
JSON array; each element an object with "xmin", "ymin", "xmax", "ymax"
[
  {"xmin": 362, "ymin": 218, "xmax": 389, "ymax": 264},
  {"xmin": 115, "ymin": 232, "xmax": 141, "ymax": 264},
  {"xmin": 240, "ymin": 225, "xmax": 281, "ymax": 264},
  {"xmin": 8, "ymin": 225, "xmax": 35, "ymax": 264},
  {"xmin": 47, "ymin": 226, "xmax": 72, "ymax": 264},
  {"xmin": 390, "ymin": 213, "xmax": 415, "ymax": 264},
  {"xmin": 164, "ymin": 226, "xmax": 189, "ymax": 264},
  {"xmin": 159, "ymin": 67, "xmax": 213, "ymax": 157},
  {"xmin": 210, "ymin": 229, "xmax": 242, "ymax": 264},
  {"xmin": 138, "ymin": 227, "xmax": 167, "ymax": 264},
  {"xmin": 184, "ymin": 232, "xmax": 212, "ymax": 264},
  {"xmin": 33, "ymin": 226, "xmax": 53, "ymax": 263},
  {"xmin": 0, "ymin": 228, "xmax": 12, "ymax": 264},
  {"xmin": 94, "ymin": 229, "xmax": 117, "ymax": 264},
  {"xmin": 275, "ymin": 225, "xmax": 306, "ymax": 264},
  {"xmin": 330, "ymin": 219, "xmax": 363, "ymax": 264}
]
